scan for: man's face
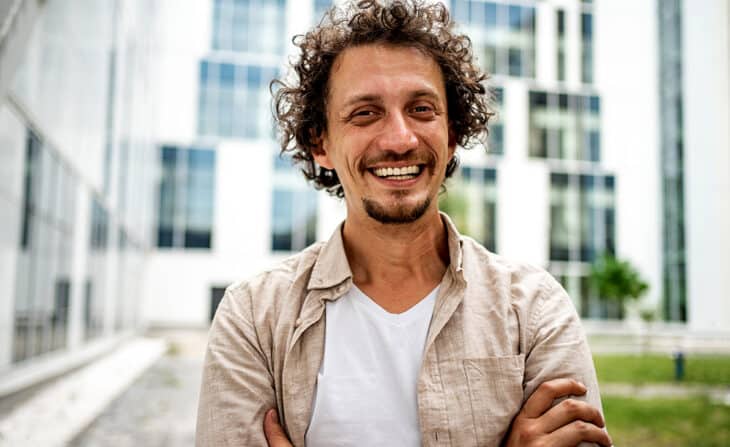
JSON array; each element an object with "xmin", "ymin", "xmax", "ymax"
[{"xmin": 313, "ymin": 43, "xmax": 456, "ymax": 224}]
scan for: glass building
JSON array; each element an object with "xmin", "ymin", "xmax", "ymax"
[{"xmin": 0, "ymin": 0, "xmax": 157, "ymax": 394}]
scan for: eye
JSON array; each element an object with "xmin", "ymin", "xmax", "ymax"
[
  {"xmin": 348, "ymin": 108, "xmax": 380, "ymax": 124},
  {"xmin": 410, "ymin": 102, "xmax": 437, "ymax": 118}
]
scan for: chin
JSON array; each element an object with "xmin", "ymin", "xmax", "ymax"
[{"xmin": 362, "ymin": 196, "xmax": 432, "ymax": 225}]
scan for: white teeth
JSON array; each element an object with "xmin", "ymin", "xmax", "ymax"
[{"xmin": 373, "ymin": 165, "xmax": 421, "ymax": 178}]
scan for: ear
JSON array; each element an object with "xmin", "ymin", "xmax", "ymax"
[
  {"xmin": 447, "ymin": 125, "xmax": 457, "ymax": 158},
  {"xmin": 311, "ymin": 130, "xmax": 335, "ymax": 169}
]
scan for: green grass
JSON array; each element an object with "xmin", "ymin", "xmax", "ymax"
[
  {"xmin": 593, "ymin": 354, "xmax": 730, "ymax": 385},
  {"xmin": 603, "ymin": 396, "xmax": 730, "ymax": 447}
]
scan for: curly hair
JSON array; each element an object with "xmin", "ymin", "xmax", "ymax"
[{"xmin": 272, "ymin": 0, "xmax": 493, "ymax": 198}]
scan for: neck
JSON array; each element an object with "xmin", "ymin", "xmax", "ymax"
[{"xmin": 341, "ymin": 208, "xmax": 450, "ymax": 289}]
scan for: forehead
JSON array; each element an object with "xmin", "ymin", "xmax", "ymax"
[{"xmin": 326, "ymin": 44, "xmax": 446, "ymax": 106}]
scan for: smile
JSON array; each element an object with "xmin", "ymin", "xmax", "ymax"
[{"xmin": 369, "ymin": 164, "xmax": 423, "ymax": 180}]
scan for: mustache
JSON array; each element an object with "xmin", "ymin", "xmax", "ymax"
[{"xmin": 359, "ymin": 150, "xmax": 436, "ymax": 170}]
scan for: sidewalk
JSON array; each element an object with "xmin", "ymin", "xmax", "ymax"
[
  {"xmin": 0, "ymin": 329, "xmax": 207, "ymax": 447},
  {"xmin": 70, "ymin": 329, "xmax": 208, "ymax": 447},
  {"xmin": 601, "ymin": 382, "xmax": 730, "ymax": 404},
  {"xmin": 0, "ymin": 336, "xmax": 168, "ymax": 447}
]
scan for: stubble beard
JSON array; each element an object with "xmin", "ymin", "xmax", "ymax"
[{"xmin": 362, "ymin": 193, "xmax": 432, "ymax": 225}]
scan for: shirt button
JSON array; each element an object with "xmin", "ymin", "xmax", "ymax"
[{"xmin": 295, "ymin": 318, "xmax": 303, "ymax": 326}]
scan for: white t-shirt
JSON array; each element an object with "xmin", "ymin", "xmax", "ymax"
[{"xmin": 304, "ymin": 285, "xmax": 438, "ymax": 447}]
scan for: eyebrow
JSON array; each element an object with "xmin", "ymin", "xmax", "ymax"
[{"xmin": 341, "ymin": 89, "xmax": 442, "ymax": 109}]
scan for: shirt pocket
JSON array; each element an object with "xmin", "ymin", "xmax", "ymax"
[{"xmin": 463, "ymin": 355, "xmax": 525, "ymax": 446}]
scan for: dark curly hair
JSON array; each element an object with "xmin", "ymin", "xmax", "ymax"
[{"xmin": 272, "ymin": 0, "xmax": 493, "ymax": 198}]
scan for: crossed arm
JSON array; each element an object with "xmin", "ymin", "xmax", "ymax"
[
  {"xmin": 264, "ymin": 378, "xmax": 612, "ymax": 447},
  {"xmin": 200, "ymin": 350, "xmax": 612, "ymax": 446}
]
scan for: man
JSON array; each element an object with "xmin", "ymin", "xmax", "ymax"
[{"xmin": 196, "ymin": 1, "xmax": 612, "ymax": 446}]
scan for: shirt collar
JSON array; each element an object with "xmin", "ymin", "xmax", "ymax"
[{"xmin": 307, "ymin": 211, "xmax": 466, "ymax": 291}]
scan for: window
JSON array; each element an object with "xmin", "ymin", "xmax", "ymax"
[
  {"xmin": 549, "ymin": 173, "xmax": 614, "ymax": 264},
  {"xmin": 549, "ymin": 173, "xmax": 616, "ymax": 319},
  {"xmin": 212, "ymin": 0, "xmax": 286, "ymax": 55},
  {"xmin": 271, "ymin": 153, "xmax": 318, "ymax": 252},
  {"xmin": 440, "ymin": 167, "xmax": 497, "ymax": 252},
  {"xmin": 452, "ymin": 1, "xmax": 536, "ymax": 78},
  {"xmin": 14, "ymin": 129, "xmax": 76, "ymax": 362},
  {"xmin": 556, "ymin": 10, "xmax": 566, "ymax": 81},
  {"xmin": 581, "ymin": 12, "xmax": 594, "ymax": 84},
  {"xmin": 86, "ymin": 197, "xmax": 109, "ymax": 340},
  {"xmin": 488, "ymin": 87, "xmax": 504, "ymax": 155},
  {"xmin": 198, "ymin": 61, "xmax": 278, "ymax": 139},
  {"xmin": 529, "ymin": 91, "xmax": 601, "ymax": 161},
  {"xmin": 157, "ymin": 146, "xmax": 216, "ymax": 249}
]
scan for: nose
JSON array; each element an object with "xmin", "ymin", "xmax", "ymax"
[{"xmin": 376, "ymin": 111, "xmax": 418, "ymax": 153}]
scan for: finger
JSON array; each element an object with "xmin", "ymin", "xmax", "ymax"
[
  {"xmin": 522, "ymin": 379, "xmax": 587, "ymax": 418},
  {"xmin": 539, "ymin": 398, "xmax": 605, "ymax": 433},
  {"xmin": 546, "ymin": 419, "xmax": 613, "ymax": 447},
  {"xmin": 263, "ymin": 409, "xmax": 293, "ymax": 447}
]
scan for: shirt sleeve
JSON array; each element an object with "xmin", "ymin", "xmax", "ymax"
[
  {"xmin": 522, "ymin": 272, "xmax": 605, "ymax": 447},
  {"xmin": 195, "ymin": 284, "xmax": 276, "ymax": 447}
]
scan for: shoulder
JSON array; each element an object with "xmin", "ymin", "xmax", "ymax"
[
  {"xmin": 459, "ymin": 236, "xmax": 572, "ymax": 333},
  {"xmin": 221, "ymin": 242, "xmax": 327, "ymax": 318},
  {"xmin": 460, "ymin": 236, "xmax": 558, "ymax": 297}
]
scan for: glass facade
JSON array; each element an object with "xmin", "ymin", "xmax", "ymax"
[
  {"xmin": 157, "ymin": 146, "xmax": 216, "ymax": 249},
  {"xmin": 658, "ymin": 0, "xmax": 687, "ymax": 322},
  {"xmin": 13, "ymin": 130, "xmax": 77, "ymax": 361},
  {"xmin": 212, "ymin": 0, "xmax": 286, "ymax": 54},
  {"xmin": 529, "ymin": 91, "xmax": 601, "ymax": 161},
  {"xmin": 3, "ymin": 0, "xmax": 157, "ymax": 365},
  {"xmin": 452, "ymin": 0, "xmax": 536, "ymax": 78},
  {"xmin": 271, "ymin": 153, "xmax": 318, "ymax": 252},
  {"xmin": 198, "ymin": 61, "xmax": 278, "ymax": 139}
]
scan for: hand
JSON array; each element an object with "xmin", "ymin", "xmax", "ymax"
[
  {"xmin": 264, "ymin": 409, "xmax": 293, "ymax": 447},
  {"xmin": 503, "ymin": 378, "xmax": 613, "ymax": 447}
]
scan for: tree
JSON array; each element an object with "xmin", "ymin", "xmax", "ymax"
[{"xmin": 589, "ymin": 254, "xmax": 649, "ymax": 319}]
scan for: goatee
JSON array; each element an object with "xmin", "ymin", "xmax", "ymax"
[{"xmin": 362, "ymin": 194, "xmax": 431, "ymax": 224}]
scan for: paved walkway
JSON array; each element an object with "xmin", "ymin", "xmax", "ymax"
[
  {"xmin": 70, "ymin": 329, "xmax": 208, "ymax": 447},
  {"xmin": 601, "ymin": 383, "xmax": 730, "ymax": 404},
  {"xmin": 0, "ymin": 337, "xmax": 167, "ymax": 447}
]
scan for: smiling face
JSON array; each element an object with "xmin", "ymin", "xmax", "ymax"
[{"xmin": 314, "ymin": 44, "xmax": 456, "ymax": 225}]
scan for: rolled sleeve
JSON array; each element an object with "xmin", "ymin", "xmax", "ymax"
[
  {"xmin": 523, "ymin": 273, "xmax": 604, "ymax": 446},
  {"xmin": 195, "ymin": 284, "xmax": 276, "ymax": 447}
]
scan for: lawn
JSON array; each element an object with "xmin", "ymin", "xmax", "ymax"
[
  {"xmin": 593, "ymin": 354, "xmax": 730, "ymax": 385},
  {"xmin": 603, "ymin": 396, "xmax": 730, "ymax": 447}
]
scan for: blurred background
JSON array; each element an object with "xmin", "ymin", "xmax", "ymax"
[{"xmin": 0, "ymin": 0, "xmax": 728, "ymax": 445}]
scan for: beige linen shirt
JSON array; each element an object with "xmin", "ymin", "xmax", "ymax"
[{"xmin": 196, "ymin": 213, "xmax": 603, "ymax": 447}]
